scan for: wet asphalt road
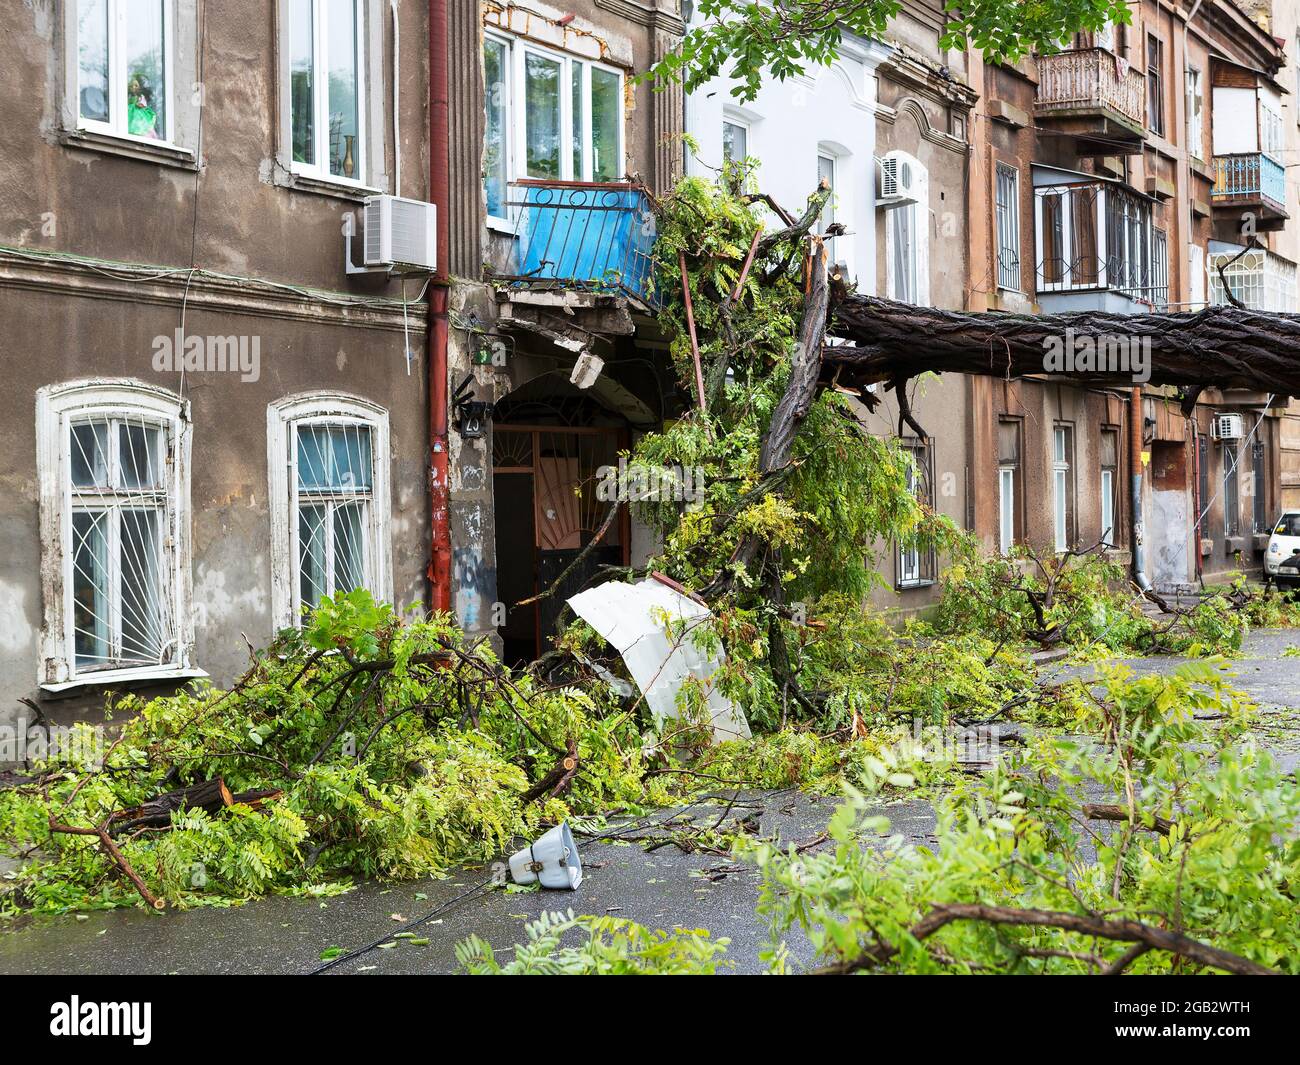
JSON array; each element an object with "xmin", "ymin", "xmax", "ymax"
[
  {"xmin": 0, "ymin": 792, "xmax": 939, "ymax": 975},
  {"xmin": 1, "ymin": 629, "xmax": 1296, "ymax": 975}
]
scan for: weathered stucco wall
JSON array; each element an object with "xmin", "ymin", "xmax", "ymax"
[{"xmin": 0, "ymin": 0, "xmax": 435, "ymax": 735}]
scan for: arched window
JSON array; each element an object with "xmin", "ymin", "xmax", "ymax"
[
  {"xmin": 880, "ymin": 150, "xmax": 929, "ymax": 306},
  {"xmin": 36, "ymin": 380, "xmax": 195, "ymax": 687},
  {"xmin": 268, "ymin": 393, "xmax": 392, "ymax": 628}
]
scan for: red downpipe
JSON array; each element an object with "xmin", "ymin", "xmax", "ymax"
[{"xmin": 427, "ymin": 0, "xmax": 451, "ymax": 612}]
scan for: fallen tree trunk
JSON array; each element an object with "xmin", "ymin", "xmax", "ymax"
[{"xmin": 824, "ymin": 297, "xmax": 1300, "ymax": 398}]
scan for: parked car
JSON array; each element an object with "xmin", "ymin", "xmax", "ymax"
[{"xmin": 1265, "ymin": 511, "xmax": 1300, "ymax": 589}]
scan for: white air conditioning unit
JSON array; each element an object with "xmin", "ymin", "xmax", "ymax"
[
  {"xmin": 363, "ymin": 195, "xmax": 437, "ymax": 271},
  {"xmin": 1212, "ymin": 413, "xmax": 1244, "ymax": 441},
  {"xmin": 876, "ymin": 154, "xmax": 919, "ymax": 209}
]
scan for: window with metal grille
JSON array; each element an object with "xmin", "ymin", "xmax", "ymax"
[
  {"xmin": 1253, "ymin": 439, "xmax": 1268, "ymax": 534},
  {"xmin": 1222, "ymin": 441, "xmax": 1240, "ymax": 538},
  {"xmin": 995, "ymin": 163, "xmax": 1020, "ymax": 290},
  {"xmin": 268, "ymin": 394, "xmax": 392, "ymax": 628},
  {"xmin": 36, "ymin": 381, "xmax": 193, "ymax": 687}
]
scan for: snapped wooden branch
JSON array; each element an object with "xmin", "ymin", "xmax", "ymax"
[{"xmin": 815, "ymin": 902, "xmax": 1278, "ymax": 976}]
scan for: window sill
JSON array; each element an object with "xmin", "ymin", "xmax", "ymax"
[
  {"xmin": 486, "ymin": 216, "xmax": 517, "ymax": 235},
  {"xmin": 41, "ymin": 666, "xmax": 209, "ymax": 696},
  {"xmin": 60, "ymin": 128, "xmax": 197, "ymax": 171},
  {"xmin": 896, "ymin": 579, "xmax": 937, "ymax": 590},
  {"xmin": 287, "ymin": 170, "xmax": 383, "ymax": 203}
]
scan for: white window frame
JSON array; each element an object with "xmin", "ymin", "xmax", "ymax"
[
  {"xmin": 268, "ymin": 393, "xmax": 392, "ymax": 629},
  {"xmin": 817, "ymin": 147, "xmax": 845, "ymax": 266},
  {"xmin": 1053, "ymin": 425, "xmax": 1072, "ymax": 553},
  {"xmin": 72, "ymin": 0, "xmax": 177, "ymax": 146},
  {"xmin": 285, "ymin": 0, "xmax": 369, "ymax": 186},
  {"xmin": 723, "ymin": 116, "xmax": 750, "ymax": 166},
  {"xmin": 998, "ymin": 466, "xmax": 1016, "ymax": 555},
  {"xmin": 1101, "ymin": 468, "xmax": 1115, "ymax": 546},
  {"xmin": 484, "ymin": 30, "xmax": 626, "ymax": 228},
  {"xmin": 897, "ymin": 440, "xmax": 934, "ymax": 588},
  {"xmin": 36, "ymin": 380, "xmax": 196, "ymax": 690},
  {"xmin": 1186, "ymin": 67, "xmax": 1204, "ymax": 162},
  {"xmin": 884, "ymin": 152, "xmax": 929, "ymax": 305}
]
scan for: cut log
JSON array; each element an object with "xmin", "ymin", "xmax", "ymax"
[
  {"xmin": 105, "ymin": 777, "xmax": 234, "ymax": 836},
  {"xmin": 823, "ymin": 297, "xmax": 1300, "ymax": 398}
]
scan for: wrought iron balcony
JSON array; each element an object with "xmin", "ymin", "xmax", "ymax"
[
  {"xmin": 494, "ymin": 180, "xmax": 657, "ymax": 306},
  {"xmin": 1034, "ymin": 48, "xmax": 1146, "ymax": 152},
  {"xmin": 1211, "ymin": 153, "xmax": 1288, "ymax": 222}
]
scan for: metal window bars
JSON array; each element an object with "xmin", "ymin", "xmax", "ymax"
[
  {"xmin": 494, "ymin": 180, "xmax": 658, "ymax": 307},
  {"xmin": 1035, "ymin": 182, "xmax": 1168, "ymax": 307},
  {"xmin": 67, "ymin": 412, "xmax": 176, "ymax": 673},
  {"xmin": 292, "ymin": 420, "xmax": 374, "ymax": 618}
]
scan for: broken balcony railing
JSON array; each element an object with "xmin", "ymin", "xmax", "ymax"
[{"xmin": 495, "ymin": 180, "xmax": 658, "ymax": 306}]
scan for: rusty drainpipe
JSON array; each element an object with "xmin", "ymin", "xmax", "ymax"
[
  {"xmin": 427, "ymin": 0, "xmax": 452, "ymax": 613},
  {"xmin": 1130, "ymin": 386, "xmax": 1152, "ymax": 593}
]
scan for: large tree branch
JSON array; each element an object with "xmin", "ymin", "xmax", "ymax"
[
  {"xmin": 824, "ymin": 297, "xmax": 1300, "ymax": 398},
  {"xmin": 815, "ymin": 902, "xmax": 1279, "ymax": 976}
]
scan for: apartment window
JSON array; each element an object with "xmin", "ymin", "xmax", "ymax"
[
  {"xmin": 1100, "ymin": 428, "xmax": 1119, "ymax": 546},
  {"xmin": 75, "ymin": 0, "xmax": 173, "ymax": 142},
  {"xmin": 995, "ymin": 163, "xmax": 1020, "ymax": 290},
  {"xmin": 36, "ymin": 381, "xmax": 194, "ymax": 688},
  {"xmin": 1150, "ymin": 228, "xmax": 1168, "ymax": 308},
  {"xmin": 269, "ymin": 394, "xmax": 392, "ymax": 627},
  {"xmin": 484, "ymin": 36, "xmax": 510, "ymax": 218},
  {"xmin": 287, "ymin": 0, "xmax": 365, "ymax": 181},
  {"xmin": 997, "ymin": 419, "xmax": 1021, "ymax": 555},
  {"xmin": 1222, "ymin": 441, "xmax": 1240, "ymax": 539},
  {"xmin": 1197, "ymin": 432, "xmax": 1210, "ymax": 537},
  {"xmin": 1036, "ymin": 181, "xmax": 1158, "ymax": 299},
  {"xmin": 1252, "ymin": 439, "xmax": 1268, "ymax": 534},
  {"xmin": 817, "ymin": 151, "xmax": 838, "ymax": 262},
  {"xmin": 1209, "ymin": 246, "xmax": 1299, "ymax": 311},
  {"xmin": 482, "ymin": 34, "xmax": 625, "ymax": 222},
  {"xmin": 1186, "ymin": 67, "xmax": 1203, "ymax": 161},
  {"xmin": 1146, "ymin": 34, "xmax": 1164, "ymax": 137},
  {"xmin": 1261, "ymin": 102, "xmax": 1283, "ymax": 161},
  {"xmin": 883, "ymin": 152, "xmax": 928, "ymax": 305},
  {"xmin": 722, "ymin": 119, "xmax": 748, "ymax": 165},
  {"xmin": 1053, "ymin": 424, "xmax": 1075, "ymax": 552},
  {"xmin": 898, "ymin": 440, "xmax": 936, "ymax": 586}
]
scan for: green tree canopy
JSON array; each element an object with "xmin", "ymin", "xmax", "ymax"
[{"xmin": 654, "ymin": 0, "xmax": 1131, "ymax": 102}]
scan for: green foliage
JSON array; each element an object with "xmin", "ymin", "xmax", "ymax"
[
  {"xmin": 0, "ymin": 591, "xmax": 658, "ymax": 915},
  {"xmin": 934, "ymin": 540, "xmax": 1252, "ymax": 657},
  {"xmin": 650, "ymin": 0, "xmax": 1130, "ymax": 104},
  {"xmin": 751, "ymin": 663, "xmax": 1300, "ymax": 974},
  {"xmin": 457, "ymin": 909, "xmax": 731, "ymax": 974}
]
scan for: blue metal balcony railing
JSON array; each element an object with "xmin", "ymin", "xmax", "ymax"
[
  {"xmin": 497, "ymin": 180, "xmax": 657, "ymax": 306},
  {"xmin": 1212, "ymin": 152, "xmax": 1287, "ymax": 210}
]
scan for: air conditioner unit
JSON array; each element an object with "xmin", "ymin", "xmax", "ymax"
[
  {"xmin": 876, "ymin": 154, "xmax": 919, "ymax": 209},
  {"xmin": 1212, "ymin": 413, "xmax": 1244, "ymax": 441},
  {"xmin": 362, "ymin": 195, "xmax": 437, "ymax": 271}
]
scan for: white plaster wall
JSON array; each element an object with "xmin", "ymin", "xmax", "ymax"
[{"xmin": 684, "ymin": 36, "xmax": 890, "ymax": 294}]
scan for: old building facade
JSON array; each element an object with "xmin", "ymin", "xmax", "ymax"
[
  {"xmin": 0, "ymin": 0, "xmax": 436, "ymax": 735},
  {"xmin": 966, "ymin": 0, "xmax": 1295, "ymax": 591}
]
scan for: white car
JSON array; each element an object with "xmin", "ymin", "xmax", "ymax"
[{"xmin": 1265, "ymin": 511, "xmax": 1300, "ymax": 589}]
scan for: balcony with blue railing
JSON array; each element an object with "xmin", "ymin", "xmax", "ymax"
[
  {"xmin": 492, "ymin": 181, "xmax": 658, "ymax": 307},
  {"xmin": 1211, "ymin": 153, "xmax": 1288, "ymax": 224}
]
